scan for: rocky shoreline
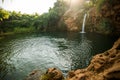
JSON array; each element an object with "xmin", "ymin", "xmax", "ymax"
[{"xmin": 25, "ymin": 38, "xmax": 120, "ymax": 80}]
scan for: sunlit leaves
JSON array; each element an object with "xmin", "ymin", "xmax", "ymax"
[{"xmin": 0, "ymin": 9, "xmax": 9, "ymax": 21}]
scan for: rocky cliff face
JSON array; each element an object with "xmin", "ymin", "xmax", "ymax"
[
  {"xmin": 99, "ymin": 0, "xmax": 120, "ymax": 35},
  {"xmin": 66, "ymin": 38, "xmax": 120, "ymax": 80},
  {"xmin": 62, "ymin": 0, "xmax": 120, "ymax": 35},
  {"xmin": 58, "ymin": 0, "xmax": 86, "ymax": 32},
  {"xmin": 63, "ymin": 9, "xmax": 82, "ymax": 32}
]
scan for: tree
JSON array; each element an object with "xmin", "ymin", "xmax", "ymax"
[
  {"xmin": 0, "ymin": 0, "xmax": 69, "ymax": 33},
  {"xmin": 0, "ymin": 8, "xmax": 10, "ymax": 33},
  {"xmin": 0, "ymin": 8, "xmax": 9, "ymax": 21}
]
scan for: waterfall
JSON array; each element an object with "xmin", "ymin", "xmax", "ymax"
[{"xmin": 81, "ymin": 13, "xmax": 87, "ymax": 33}]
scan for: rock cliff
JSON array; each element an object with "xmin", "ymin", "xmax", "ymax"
[
  {"xmin": 66, "ymin": 38, "xmax": 120, "ymax": 80},
  {"xmin": 62, "ymin": 0, "xmax": 120, "ymax": 35}
]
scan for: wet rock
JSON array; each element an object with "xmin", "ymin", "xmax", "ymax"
[
  {"xmin": 104, "ymin": 62, "xmax": 120, "ymax": 80},
  {"xmin": 25, "ymin": 70, "xmax": 42, "ymax": 80},
  {"xmin": 46, "ymin": 68, "xmax": 64, "ymax": 80},
  {"xmin": 25, "ymin": 68, "xmax": 64, "ymax": 80},
  {"xmin": 40, "ymin": 68, "xmax": 64, "ymax": 80},
  {"xmin": 67, "ymin": 38, "xmax": 120, "ymax": 80},
  {"xmin": 66, "ymin": 69, "xmax": 91, "ymax": 80},
  {"xmin": 63, "ymin": 9, "xmax": 81, "ymax": 32}
]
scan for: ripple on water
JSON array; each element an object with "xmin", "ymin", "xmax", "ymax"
[{"xmin": 0, "ymin": 33, "xmax": 116, "ymax": 80}]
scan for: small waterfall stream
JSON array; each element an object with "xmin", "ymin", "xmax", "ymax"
[{"xmin": 81, "ymin": 14, "xmax": 87, "ymax": 33}]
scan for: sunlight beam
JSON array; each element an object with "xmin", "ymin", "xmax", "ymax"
[{"xmin": 64, "ymin": 0, "xmax": 84, "ymax": 8}]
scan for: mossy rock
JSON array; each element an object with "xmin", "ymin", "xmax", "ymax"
[{"xmin": 40, "ymin": 74, "xmax": 52, "ymax": 80}]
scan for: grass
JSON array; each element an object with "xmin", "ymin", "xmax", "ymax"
[
  {"xmin": 0, "ymin": 27, "xmax": 36, "ymax": 39},
  {"xmin": 14, "ymin": 27, "xmax": 35, "ymax": 33}
]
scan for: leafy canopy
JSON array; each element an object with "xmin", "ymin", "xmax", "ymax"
[{"xmin": 0, "ymin": 8, "xmax": 9, "ymax": 21}]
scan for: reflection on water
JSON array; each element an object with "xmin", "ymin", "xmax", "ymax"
[
  {"xmin": 56, "ymin": 33, "xmax": 93, "ymax": 70},
  {"xmin": 0, "ymin": 32, "xmax": 116, "ymax": 80},
  {"xmin": 71, "ymin": 34, "xmax": 93, "ymax": 69}
]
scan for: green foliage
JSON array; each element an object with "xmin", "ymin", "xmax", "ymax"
[
  {"xmin": 96, "ymin": 0, "xmax": 105, "ymax": 12},
  {"xmin": 32, "ymin": 0, "xmax": 68, "ymax": 32},
  {"xmin": 0, "ymin": 8, "xmax": 9, "ymax": 21},
  {"xmin": 14, "ymin": 27, "xmax": 35, "ymax": 33},
  {"xmin": 89, "ymin": 0, "xmax": 97, "ymax": 6},
  {"xmin": 0, "ymin": 10, "xmax": 38, "ymax": 33},
  {"xmin": 83, "ymin": 2, "xmax": 93, "ymax": 12},
  {"xmin": 0, "ymin": 0, "xmax": 69, "ymax": 34},
  {"xmin": 89, "ymin": 0, "xmax": 108, "ymax": 11},
  {"xmin": 97, "ymin": 19, "xmax": 114, "ymax": 34}
]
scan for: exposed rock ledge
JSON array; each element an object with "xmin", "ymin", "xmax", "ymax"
[{"xmin": 25, "ymin": 38, "xmax": 120, "ymax": 80}]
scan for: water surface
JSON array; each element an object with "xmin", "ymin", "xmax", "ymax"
[{"xmin": 0, "ymin": 32, "xmax": 116, "ymax": 80}]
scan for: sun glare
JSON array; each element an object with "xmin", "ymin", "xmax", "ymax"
[
  {"xmin": 64, "ymin": 0, "xmax": 84, "ymax": 8},
  {"xmin": 0, "ymin": 0, "xmax": 57, "ymax": 14},
  {"xmin": 71, "ymin": 0, "xmax": 79, "ymax": 4}
]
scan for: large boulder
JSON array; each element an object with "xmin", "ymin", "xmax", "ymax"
[{"xmin": 25, "ymin": 70, "xmax": 42, "ymax": 80}]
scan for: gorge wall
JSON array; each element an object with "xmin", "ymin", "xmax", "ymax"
[{"xmin": 61, "ymin": 0, "xmax": 120, "ymax": 35}]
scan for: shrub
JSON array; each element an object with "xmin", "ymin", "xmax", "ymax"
[{"xmin": 97, "ymin": 19, "xmax": 114, "ymax": 34}]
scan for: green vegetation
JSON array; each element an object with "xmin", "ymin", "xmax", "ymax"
[
  {"xmin": 90, "ymin": 0, "xmax": 117, "ymax": 12},
  {"xmin": 14, "ymin": 27, "xmax": 35, "ymax": 33},
  {"xmin": 0, "ymin": 0, "xmax": 69, "ymax": 35},
  {"xmin": 89, "ymin": 0, "xmax": 106, "ymax": 12},
  {"xmin": 0, "ymin": 8, "xmax": 9, "ymax": 21},
  {"xmin": 0, "ymin": 0, "xmax": 117, "ymax": 35},
  {"xmin": 96, "ymin": 0, "xmax": 105, "ymax": 12},
  {"xmin": 0, "ymin": 9, "xmax": 39, "ymax": 34},
  {"xmin": 97, "ymin": 18, "xmax": 114, "ymax": 34}
]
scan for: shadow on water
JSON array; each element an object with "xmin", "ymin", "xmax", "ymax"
[{"xmin": 0, "ymin": 32, "xmax": 117, "ymax": 80}]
